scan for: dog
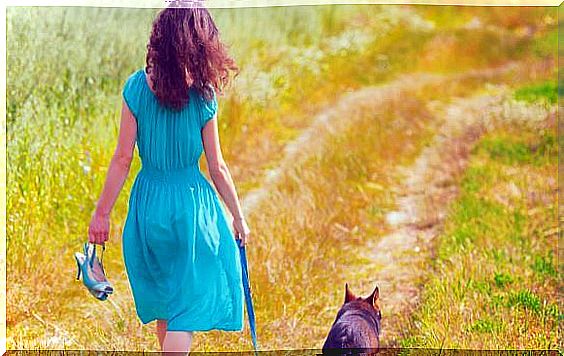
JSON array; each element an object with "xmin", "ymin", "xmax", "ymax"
[{"xmin": 322, "ymin": 283, "xmax": 382, "ymax": 355}]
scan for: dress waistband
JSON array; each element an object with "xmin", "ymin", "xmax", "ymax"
[{"xmin": 138, "ymin": 165, "xmax": 201, "ymax": 184}]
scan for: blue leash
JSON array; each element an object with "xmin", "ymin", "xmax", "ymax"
[{"xmin": 237, "ymin": 238, "xmax": 259, "ymax": 354}]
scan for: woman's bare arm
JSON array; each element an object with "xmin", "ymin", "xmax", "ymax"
[
  {"xmin": 88, "ymin": 100, "xmax": 137, "ymax": 245},
  {"xmin": 201, "ymin": 113, "xmax": 251, "ymax": 245}
]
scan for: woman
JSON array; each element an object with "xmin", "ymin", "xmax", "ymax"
[{"xmin": 87, "ymin": 6, "xmax": 250, "ymax": 354}]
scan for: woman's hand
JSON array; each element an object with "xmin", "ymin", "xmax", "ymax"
[
  {"xmin": 88, "ymin": 210, "xmax": 110, "ymax": 245},
  {"xmin": 232, "ymin": 217, "xmax": 251, "ymax": 246}
]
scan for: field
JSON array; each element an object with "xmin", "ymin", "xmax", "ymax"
[{"xmin": 6, "ymin": 4, "xmax": 559, "ymax": 351}]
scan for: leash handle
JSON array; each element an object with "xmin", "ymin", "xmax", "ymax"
[{"xmin": 237, "ymin": 238, "xmax": 259, "ymax": 354}]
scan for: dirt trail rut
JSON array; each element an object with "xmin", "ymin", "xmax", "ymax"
[{"xmin": 241, "ymin": 59, "xmax": 536, "ymax": 215}]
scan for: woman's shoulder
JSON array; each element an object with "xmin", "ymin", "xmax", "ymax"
[
  {"xmin": 189, "ymin": 86, "xmax": 218, "ymax": 128},
  {"xmin": 122, "ymin": 67, "xmax": 146, "ymax": 118},
  {"xmin": 125, "ymin": 68, "xmax": 145, "ymax": 86}
]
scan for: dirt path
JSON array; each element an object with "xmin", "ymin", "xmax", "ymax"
[
  {"xmin": 361, "ymin": 93, "xmax": 506, "ymax": 344},
  {"xmin": 357, "ymin": 85, "xmax": 556, "ymax": 345}
]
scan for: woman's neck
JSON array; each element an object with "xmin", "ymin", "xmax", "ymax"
[{"xmin": 144, "ymin": 68, "xmax": 193, "ymax": 95}]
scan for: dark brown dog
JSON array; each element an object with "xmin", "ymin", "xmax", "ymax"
[{"xmin": 322, "ymin": 283, "xmax": 382, "ymax": 355}]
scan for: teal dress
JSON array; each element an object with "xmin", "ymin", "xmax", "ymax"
[{"xmin": 120, "ymin": 68, "xmax": 244, "ymax": 332}]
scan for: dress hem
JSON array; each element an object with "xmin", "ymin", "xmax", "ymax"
[
  {"xmin": 165, "ymin": 325, "xmax": 244, "ymax": 332},
  {"xmin": 140, "ymin": 316, "xmax": 244, "ymax": 332}
]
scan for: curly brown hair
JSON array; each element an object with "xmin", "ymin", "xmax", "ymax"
[{"xmin": 145, "ymin": 6, "xmax": 238, "ymax": 111}]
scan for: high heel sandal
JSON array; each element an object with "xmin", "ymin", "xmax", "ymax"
[{"xmin": 74, "ymin": 242, "xmax": 113, "ymax": 301}]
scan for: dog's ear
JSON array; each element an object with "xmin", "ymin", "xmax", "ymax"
[
  {"xmin": 345, "ymin": 283, "xmax": 357, "ymax": 303},
  {"xmin": 364, "ymin": 285, "xmax": 379, "ymax": 307}
]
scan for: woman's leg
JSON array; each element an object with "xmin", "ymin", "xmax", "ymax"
[
  {"xmin": 156, "ymin": 320, "xmax": 167, "ymax": 350},
  {"xmin": 162, "ymin": 330, "xmax": 194, "ymax": 355}
]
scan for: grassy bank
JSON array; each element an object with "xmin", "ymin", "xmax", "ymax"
[{"xmin": 400, "ymin": 86, "xmax": 558, "ymax": 349}]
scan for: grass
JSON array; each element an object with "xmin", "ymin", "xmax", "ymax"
[
  {"xmin": 473, "ymin": 131, "xmax": 556, "ymax": 166},
  {"xmin": 514, "ymin": 80, "xmax": 558, "ymax": 105},
  {"xmin": 400, "ymin": 118, "xmax": 558, "ymax": 349},
  {"xmin": 6, "ymin": 4, "xmax": 559, "ymax": 351}
]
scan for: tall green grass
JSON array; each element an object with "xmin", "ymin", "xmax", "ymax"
[{"xmin": 514, "ymin": 80, "xmax": 558, "ymax": 105}]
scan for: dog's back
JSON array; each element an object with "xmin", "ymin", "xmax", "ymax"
[{"xmin": 322, "ymin": 284, "xmax": 381, "ymax": 355}]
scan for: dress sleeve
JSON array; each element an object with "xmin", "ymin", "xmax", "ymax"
[
  {"xmin": 200, "ymin": 88, "xmax": 218, "ymax": 129},
  {"xmin": 122, "ymin": 71, "xmax": 142, "ymax": 120}
]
